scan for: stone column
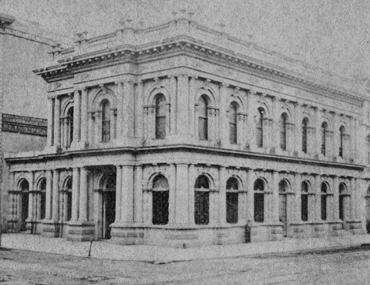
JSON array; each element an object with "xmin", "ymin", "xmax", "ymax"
[
  {"xmin": 350, "ymin": 178, "xmax": 356, "ymax": 220},
  {"xmin": 314, "ymin": 175, "xmax": 320, "ymax": 222},
  {"xmin": 188, "ymin": 164, "xmax": 195, "ymax": 225},
  {"xmin": 121, "ymin": 165, "xmax": 134, "ymax": 223},
  {"xmin": 219, "ymin": 84, "xmax": 228, "ymax": 147},
  {"xmin": 125, "ymin": 80, "xmax": 135, "ymax": 137},
  {"xmin": 79, "ymin": 167, "xmax": 87, "ymax": 222},
  {"xmin": 47, "ymin": 98, "xmax": 54, "ymax": 146},
  {"xmin": 45, "ymin": 170, "xmax": 52, "ymax": 220},
  {"xmin": 73, "ymin": 90, "xmax": 80, "ymax": 143},
  {"xmin": 52, "ymin": 169, "xmax": 59, "ymax": 221},
  {"xmin": 116, "ymin": 82, "xmax": 124, "ymax": 138},
  {"xmin": 333, "ymin": 176, "xmax": 339, "ymax": 220},
  {"xmin": 134, "ymin": 165, "xmax": 143, "ymax": 223},
  {"xmin": 54, "ymin": 96, "xmax": 61, "ymax": 147},
  {"xmin": 136, "ymin": 81, "xmax": 144, "ymax": 138},
  {"xmin": 177, "ymin": 75, "xmax": 189, "ymax": 135},
  {"xmin": 247, "ymin": 169, "xmax": 255, "ymax": 221},
  {"xmin": 271, "ymin": 171, "xmax": 280, "ymax": 223},
  {"xmin": 271, "ymin": 96, "xmax": 280, "ymax": 151},
  {"xmin": 168, "ymin": 164, "xmax": 176, "ymax": 224},
  {"xmin": 294, "ymin": 173, "xmax": 302, "ymax": 223},
  {"xmin": 115, "ymin": 165, "xmax": 122, "ymax": 223},
  {"xmin": 314, "ymin": 108, "xmax": 321, "ymax": 156},
  {"xmin": 189, "ymin": 77, "xmax": 196, "ymax": 137},
  {"xmin": 219, "ymin": 166, "xmax": 227, "ymax": 224},
  {"xmin": 169, "ymin": 76, "xmax": 177, "ymax": 135},
  {"xmin": 80, "ymin": 88, "xmax": 88, "ymax": 143},
  {"xmin": 71, "ymin": 168, "xmax": 80, "ymax": 222},
  {"xmin": 175, "ymin": 163, "xmax": 189, "ymax": 224},
  {"xmin": 27, "ymin": 171, "xmax": 35, "ymax": 222}
]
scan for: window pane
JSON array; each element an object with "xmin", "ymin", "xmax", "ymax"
[
  {"xmin": 102, "ymin": 120, "xmax": 111, "ymax": 142},
  {"xmin": 155, "ymin": 116, "xmax": 166, "ymax": 139},
  {"xmin": 229, "ymin": 123, "xmax": 237, "ymax": 144},
  {"xmin": 339, "ymin": 195, "xmax": 344, "ymax": 220},
  {"xmin": 226, "ymin": 192, "xmax": 238, "ymax": 223},
  {"xmin": 254, "ymin": 193, "xmax": 264, "ymax": 222},
  {"xmin": 194, "ymin": 192, "xmax": 209, "ymax": 225},
  {"xmin": 321, "ymin": 195, "xmax": 327, "ymax": 220},
  {"xmin": 302, "ymin": 119, "xmax": 308, "ymax": 153},
  {"xmin": 66, "ymin": 191, "xmax": 72, "ymax": 221},
  {"xmin": 152, "ymin": 191, "xmax": 169, "ymax": 225},
  {"xmin": 301, "ymin": 194, "xmax": 308, "ymax": 221},
  {"xmin": 199, "ymin": 117, "xmax": 208, "ymax": 140}
]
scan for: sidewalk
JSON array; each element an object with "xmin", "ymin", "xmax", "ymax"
[{"xmin": 2, "ymin": 233, "xmax": 370, "ymax": 263}]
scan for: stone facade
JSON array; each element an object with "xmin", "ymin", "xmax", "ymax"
[{"xmin": 4, "ymin": 14, "xmax": 370, "ymax": 247}]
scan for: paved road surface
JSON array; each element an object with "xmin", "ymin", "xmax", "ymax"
[{"xmin": 1, "ymin": 246, "xmax": 370, "ymax": 284}]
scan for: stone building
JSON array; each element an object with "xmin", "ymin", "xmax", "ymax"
[
  {"xmin": 4, "ymin": 13, "xmax": 370, "ymax": 247},
  {"xmin": 0, "ymin": 13, "xmax": 56, "ymax": 230}
]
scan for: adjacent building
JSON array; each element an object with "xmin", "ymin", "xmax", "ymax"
[
  {"xmin": 0, "ymin": 13, "xmax": 57, "ymax": 231},
  {"xmin": 3, "ymin": 13, "xmax": 370, "ymax": 247}
]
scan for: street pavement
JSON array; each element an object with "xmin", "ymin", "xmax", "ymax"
[{"xmin": 1, "ymin": 233, "xmax": 370, "ymax": 263}]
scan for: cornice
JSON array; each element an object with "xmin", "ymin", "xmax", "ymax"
[
  {"xmin": 5, "ymin": 144, "xmax": 365, "ymax": 172},
  {"xmin": 34, "ymin": 36, "xmax": 365, "ymax": 106}
]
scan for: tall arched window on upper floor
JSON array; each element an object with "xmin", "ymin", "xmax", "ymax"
[
  {"xmin": 321, "ymin": 182, "xmax": 328, "ymax": 221},
  {"xmin": 254, "ymin": 178, "xmax": 265, "ymax": 222},
  {"xmin": 339, "ymin": 126, "xmax": 345, "ymax": 158},
  {"xmin": 226, "ymin": 177, "xmax": 239, "ymax": 224},
  {"xmin": 280, "ymin": 113, "xmax": 288, "ymax": 150},
  {"xmin": 367, "ymin": 135, "xmax": 370, "ymax": 165},
  {"xmin": 155, "ymin": 94, "xmax": 166, "ymax": 139},
  {"xmin": 302, "ymin": 118, "xmax": 309, "ymax": 153},
  {"xmin": 62, "ymin": 106, "xmax": 74, "ymax": 148},
  {"xmin": 321, "ymin": 122, "xmax": 328, "ymax": 156},
  {"xmin": 301, "ymin": 181, "xmax": 309, "ymax": 221},
  {"xmin": 256, "ymin": 108, "xmax": 265, "ymax": 148},
  {"xmin": 198, "ymin": 95, "xmax": 208, "ymax": 140},
  {"xmin": 194, "ymin": 175, "xmax": 210, "ymax": 225},
  {"xmin": 152, "ymin": 175, "xmax": 169, "ymax": 225},
  {"xmin": 101, "ymin": 100, "xmax": 111, "ymax": 142},
  {"xmin": 229, "ymin": 102, "xmax": 238, "ymax": 144}
]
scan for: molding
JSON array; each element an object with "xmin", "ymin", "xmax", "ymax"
[{"xmin": 2, "ymin": 113, "xmax": 47, "ymax": 137}]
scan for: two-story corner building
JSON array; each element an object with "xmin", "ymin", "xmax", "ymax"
[{"xmin": 3, "ymin": 13, "xmax": 370, "ymax": 247}]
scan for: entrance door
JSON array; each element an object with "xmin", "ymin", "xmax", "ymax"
[
  {"xmin": 21, "ymin": 192, "xmax": 29, "ymax": 231},
  {"xmin": 102, "ymin": 191, "xmax": 116, "ymax": 239},
  {"xmin": 279, "ymin": 193, "xmax": 287, "ymax": 237}
]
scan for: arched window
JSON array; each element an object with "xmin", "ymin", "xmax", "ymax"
[
  {"xmin": 101, "ymin": 100, "xmax": 111, "ymax": 142},
  {"xmin": 198, "ymin": 95, "xmax": 208, "ymax": 140},
  {"xmin": 256, "ymin": 108, "xmax": 265, "ymax": 148},
  {"xmin": 254, "ymin": 179, "xmax": 265, "ymax": 222},
  {"xmin": 339, "ymin": 183, "xmax": 346, "ymax": 221},
  {"xmin": 339, "ymin": 126, "xmax": 345, "ymax": 158},
  {"xmin": 194, "ymin": 175, "xmax": 210, "ymax": 225},
  {"xmin": 152, "ymin": 175, "xmax": 169, "ymax": 225},
  {"xmin": 367, "ymin": 136, "xmax": 370, "ymax": 165},
  {"xmin": 301, "ymin": 181, "xmax": 309, "ymax": 221},
  {"xmin": 19, "ymin": 180, "xmax": 29, "ymax": 231},
  {"xmin": 321, "ymin": 182, "xmax": 328, "ymax": 221},
  {"xmin": 321, "ymin": 122, "xmax": 328, "ymax": 156},
  {"xmin": 39, "ymin": 179, "xmax": 46, "ymax": 220},
  {"xmin": 229, "ymin": 102, "xmax": 238, "ymax": 144},
  {"xmin": 63, "ymin": 106, "xmax": 74, "ymax": 148},
  {"xmin": 280, "ymin": 113, "xmax": 288, "ymax": 150},
  {"xmin": 65, "ymin": 178, "xmax": 72, "ymax": 222},
  {"xmin": 279, "ymin": 180, "xmax": 288, "ymax": 236},
  {"xmin": 155, "ymin": 94, "xmax": 166, "ymax": 139},
  {"xmin": 302, "ymin": 118, "xmax": 309, "ymax": 153},
  {"xmin": 226, "ymin": 177, "xmax": 239, "ymax": 224},
  {"xmin": 366, "ymin": 187, "xmax": 370, "ymax": 233}
]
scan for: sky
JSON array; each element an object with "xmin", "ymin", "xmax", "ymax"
[{"xmin": 2, "ymin": 0, "xmax": 370, "ymax": 84}]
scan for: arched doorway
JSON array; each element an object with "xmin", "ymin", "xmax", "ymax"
[
  {"xmin": 19, "ymin": 180, "xmax": 29, "ymax": 232},
  {"xmin": 279, "ymin": 180, "xmax": 288, "ymax": 237},
  {"xmin": 101, "ymin": 172, "xmax": 116, "ymax": 239}
]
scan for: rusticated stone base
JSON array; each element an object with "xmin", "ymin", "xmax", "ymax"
[
  {"xmin": 346, "ymin": 220, "xmax": 365, "ymax": 235},
  {"xmin": 42, "ymin": 220, "xmax": 62, "ymax": 238},
  {"xmin": 67, "ymin": 221, "xmax": 95, "ymax": 241}
]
